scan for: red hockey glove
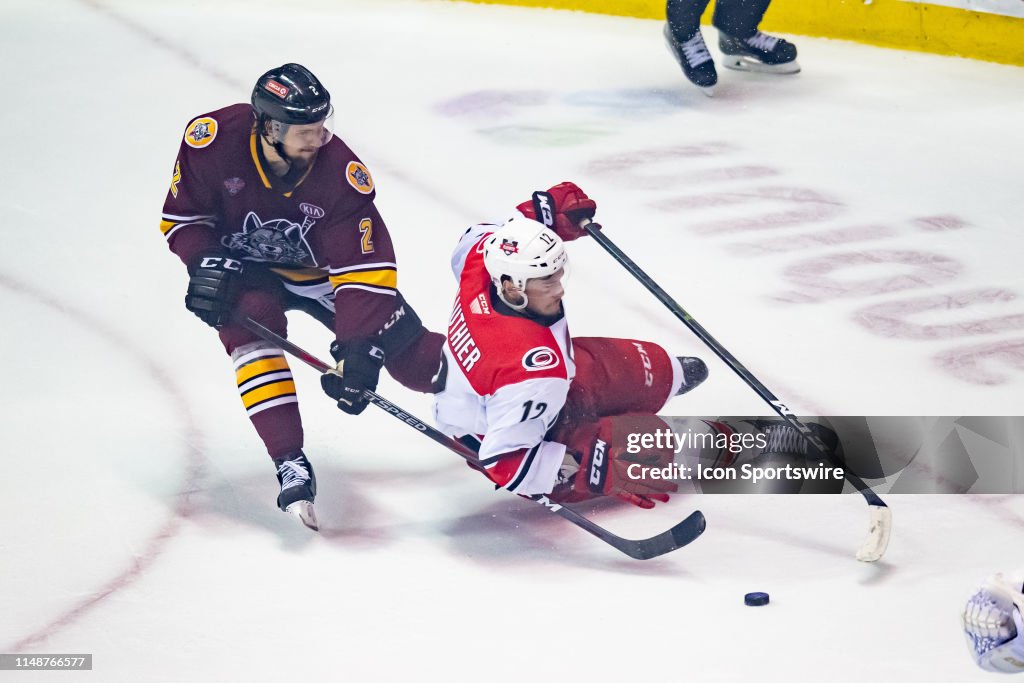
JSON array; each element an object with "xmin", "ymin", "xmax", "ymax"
[
  {"xmin": 516, "ymin": 181, "xmax": 597, "ymax": 242},
  {"xmin": 552, "ymin": 416, "xmax": 678, "ymax": 509}
]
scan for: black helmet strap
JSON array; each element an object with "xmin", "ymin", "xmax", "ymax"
[{"xmin": 255, "ymin": 115, "xmax": 310, "ymax": 191}]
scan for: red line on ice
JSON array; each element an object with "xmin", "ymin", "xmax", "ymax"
[{"xmin": 0, "ymin": 274, "xmax": 205, "ymax": 651}]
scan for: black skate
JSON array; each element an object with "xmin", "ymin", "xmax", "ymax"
[
  {"xmin": 718, "ymin": 30, "xmax": 799, "ymax": 74},
  {"xmin": 664, "ymin": 24, "xmax": 718, "ymax": 96},
  {"xmin": 675, "ymin": 356, "xmax": 709, "ymax": 396},
  {"xmin": 274, "ymin": 450, "xmax": 319, "ymax": 531},
  {"xmin": 753, "ymin": 420, "xmax": 837, "ymax": 458}
]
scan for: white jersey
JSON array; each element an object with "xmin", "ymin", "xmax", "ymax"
[{"xmin": 433, "ymin": 222, "xmax": 576, "ymax": 495}]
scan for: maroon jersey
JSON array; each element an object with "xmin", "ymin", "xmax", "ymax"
[{"xmin": 160, "ymin": 103, "xmax": 397, "ymax": 343}]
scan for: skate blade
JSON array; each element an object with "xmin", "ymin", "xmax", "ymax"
[
  {"xmin": 722, "ymin": 56, "xmax": 800, "ymax": 74},
  {"xmin": 285, "ymin": 500, "xmax": 319, "ymax": 531},
  {"xmin": 699, "ymin": 85, "xmax": 715, "ymax": 97}
]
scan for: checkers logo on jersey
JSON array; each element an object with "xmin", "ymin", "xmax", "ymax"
[
  {"xmin": 264, "ymin": 79, "xmax": 290, "ymax": 99},
  {"xmin": 522, "ymin": 347, "xmax": 559, "ymax": 372},
  {"xmin": 184, "ymin": 116, "xmax": 218, "ymax": 149},
  {"xmin": 346, "ymin": 161, "xmax": 374, "ymax": 195}
]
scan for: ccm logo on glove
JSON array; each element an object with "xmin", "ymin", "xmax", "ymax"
[
  {"xmin": 533, "ymin": 192, "xmax": 555, "ymax": 227},
  {"xmin": 589, "ymin": 438, "xmax": 608, "ymax": 491},
  {"xmin": 198, "ymin": 256, "xmax": 243, "ymax": 271}
]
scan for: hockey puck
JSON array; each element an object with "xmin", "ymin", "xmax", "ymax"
[{"xmin": 744, "ymin": 592, "xmax": 770, "ymax": 606}]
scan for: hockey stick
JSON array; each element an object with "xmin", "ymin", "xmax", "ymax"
[
  {"xmin": 580, "ymin": 221, "xmax": 891, "ymax": 562},
  {"xmin": 237, "ymin": 316, "xmax": 707, "ymax": 560}
]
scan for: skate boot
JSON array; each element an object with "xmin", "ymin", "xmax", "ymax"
[
  {"xmin": 718, "ymin": 30, "xmax": 800, "ymax": 74},
  {"xmin": 664, "ymin": 24, "xmax": 717, "ymax": 96},
  {"xmin": 752, "ymin": 419, "xmax": 838, "ymax": 458},
  {"xmin": 274, "ymin": 450, "xmax": 319, "ymax": 531},
  {"xmin": 675, "ymin": 357, "xmax": 709, "ymax": 396}
]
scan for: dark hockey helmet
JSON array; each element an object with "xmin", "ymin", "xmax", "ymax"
[{"xmin": 252, "ymin": 63, "xmax": 332, "ymax": 125}]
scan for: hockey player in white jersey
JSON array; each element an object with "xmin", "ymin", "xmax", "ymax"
[
  {"xmin": 432, "ymin": 182, "xmax": 710, "ymax": 508},
  {"xmin": 964, "ymin": 571, "xmax": 1024, "ymax": 673}
]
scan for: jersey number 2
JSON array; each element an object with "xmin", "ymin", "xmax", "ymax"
[{"xmin": 359, "ymin": 218, "xmax": 375, "ymax": 254}]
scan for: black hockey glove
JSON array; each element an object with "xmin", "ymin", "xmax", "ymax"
[
  {"xmin": 185, "ymin": 254, "xmax": 244, "ymax": 328},
  {"xmin": 321, "ymin": 339, "xmax": 386, "ymax": 415}
]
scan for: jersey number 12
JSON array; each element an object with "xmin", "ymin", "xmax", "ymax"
[{"xmin": 520, "ymin": 400, "xmax": 547, "ymax": 422}]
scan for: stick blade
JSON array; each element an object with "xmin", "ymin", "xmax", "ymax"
[
  {"xmin": 856, "ymin": 504, "xmax": 891, "ymax": 562},
  {"xmin": 622, "ymin": 510, "xmax": 707, "ymax": 560}
]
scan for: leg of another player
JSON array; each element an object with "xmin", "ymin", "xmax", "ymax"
[
  {"xmin": 665, "ymin": 0, "xmax": 718, "ymax": 94},
  {"xmin": 713, "ymin": 0, "xmax": 800, "ymax": 73}
]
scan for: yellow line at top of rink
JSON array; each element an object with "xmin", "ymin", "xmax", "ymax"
[{"xmin": 453, "ymin": 0, "xmax": 1024, "ymax": 66}]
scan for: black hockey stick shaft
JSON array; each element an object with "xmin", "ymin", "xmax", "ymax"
[
  {"xmin": 237, "ymin": 316, "xmax": 706, "ymax": 559},
  {"xmin": 582, "ymin": 222, "xmax": 886, "ymax": 508}
]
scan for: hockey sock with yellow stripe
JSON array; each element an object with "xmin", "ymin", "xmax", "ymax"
[{"xmin": 232, "ymin": 341, "xmax": 304, "ymax": 457}]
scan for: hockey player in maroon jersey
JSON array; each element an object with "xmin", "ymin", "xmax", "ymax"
[
  {"xmin": 160, "ymin": 63, "xmax": 443, "ymax": 529},
  {"xmin": 432, "ymin": 182, "xmax": 711, "ymax": 508}
]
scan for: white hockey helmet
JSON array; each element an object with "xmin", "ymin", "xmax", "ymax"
[{"xmin": 482, "ymin": 215, "xmax": 568, "ymax": 311}]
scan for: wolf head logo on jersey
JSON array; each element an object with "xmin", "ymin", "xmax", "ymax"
[
  {"xmin": 345, "ymin": 161, "xmax": 374, "ymax": 195},
  {"xmin": 221, "ymin": 212, "xmax": 317, "ymax": 266},
  {"xmin": 500, "ymin": 239, "xmax": 519, "ymax": 256},
  {"xmin": 184, "ymin": 116, "xmax": 218, "ymax": 148},
  {"xmin": 189, "ymin": 122, "xmax": 211, "ymax": 142}
]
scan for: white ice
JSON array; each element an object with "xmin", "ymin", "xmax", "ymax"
[{"xmin": 2, "ymin": 0, "xmax": 1023, "ymax": 680}]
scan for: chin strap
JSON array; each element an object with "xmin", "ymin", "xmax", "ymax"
[
  {"xmin": 258, "ymin": 116, "xmax": 300, "ymax": 174},
  {"xmin": 255, "ymin": 129, "xmax": 313, "ymax": 192}
]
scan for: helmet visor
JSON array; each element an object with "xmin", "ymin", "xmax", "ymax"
[{"xmin": 270, "ymin": 105, "xmax": 335, "ymax": 149}]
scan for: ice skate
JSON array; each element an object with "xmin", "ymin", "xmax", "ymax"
[
  {"xmin": 751, "ymin": 419, "xmax": 838, "ymax": 457},
  {"xmin": 274, "ymin": 450, "xmax": 319, "ymax": 531},
  {"xmin": 719, "ymin": 30, "xmax": 800, "ymax": 74},
  {"xmin": 664, "ymin": 24, "xmax": 718, "ymax": 96}
]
